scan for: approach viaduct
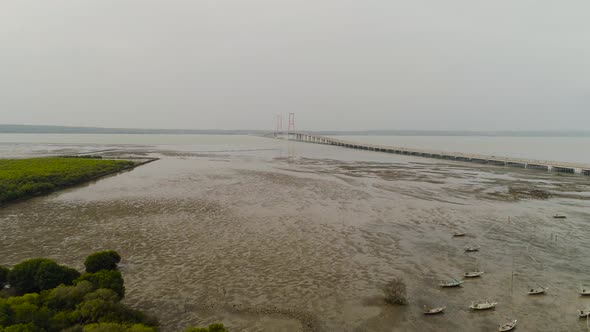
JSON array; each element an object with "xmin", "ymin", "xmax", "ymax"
[{"xmin": 280, "ymin": 132, "xmax": 590, "ymax": 176}]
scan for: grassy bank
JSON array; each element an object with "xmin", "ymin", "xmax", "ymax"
[{"xmin": 0, "ymin": 157, "xmax": 136, "ymax": 205}]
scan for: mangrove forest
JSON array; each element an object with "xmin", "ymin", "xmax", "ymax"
[{"xmin": 0, "ymin": 157, "xmax": 136, "ymax": 205}]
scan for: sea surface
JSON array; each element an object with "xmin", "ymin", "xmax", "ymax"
[
  {"xmin": 332, "ymin": 135, "xmax": 590, "ymax": 165},
  {"xmin": 1, "ymin": 134, "xmax": 590, "ymax": 331},
  {"xmin": 1, "ymin": 133, "xmax": 590, "ymax": 164}
]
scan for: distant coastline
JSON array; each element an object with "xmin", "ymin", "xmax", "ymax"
[
  {"xmin": 0, "ymin": 124, "xmax": 263, "ymax": 135},
  {"xmin": 1, "ymin": 124, "xmax": 589, "ymax": 137}
]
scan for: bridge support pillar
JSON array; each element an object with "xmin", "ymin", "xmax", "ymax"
[
  {"xmin": 552, "ymin": 166, "xmax": 575, "ymax": 174},
  {"xmin": 284, "ymin": 133, "xmax": 588, "ymax": 177},
  {"xmin": 506, "ymin": 162, "xmax": 526, "ymax": 168},
  {"xmin": 527, "ymin": 164, "xmax": 549, "ymax": 171}
]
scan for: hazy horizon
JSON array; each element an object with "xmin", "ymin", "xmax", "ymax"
[
  {"xmin": 3, "ymin": 124, "xmax": 590, "ymax": 137},
  {"xmin": 1, "ymin": 1, "xmax": 589, "ymax": 131}
]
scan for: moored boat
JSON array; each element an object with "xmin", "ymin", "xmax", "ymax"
[
  {"xmin": 580, "ymin": 287, "xmax": 590, "ymax": 296},
  {"xmin": 528, "ymin": 286, "xmax": 547, "ymax": 295},
  {"xmin": 579, "ymin": 309, "xmax": 590, "ymax": 318},
  {"xmin": 469, "ymin": 300, "xmax": 497, "ymax": 310},
  {"xmin": 423, "ymin": 305, "xmax": 446, "ymax": 315},
  {"xmin": 464, "ymin": 271, "xmax": 485, "ymax": 278},
  {"xmin": 499, "ymin": 320, "xmax": 517, "ymax": 331},
  {"xmin": 439, "ymin": 279, "xmax": 464, "ymax": 288}
]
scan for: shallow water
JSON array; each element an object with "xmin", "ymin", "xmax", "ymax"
[
  {"xmin": 1, "ymin": 135, "xmax": 590, "ymax": 331},
  {"xmin": 333, "ymin": 135, "xmax": 590, "ymax": 165}
]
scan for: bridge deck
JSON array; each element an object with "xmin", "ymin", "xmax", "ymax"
[{"xmin": 285, "ymin": 132, "xmax": 590, "ymax": 175}]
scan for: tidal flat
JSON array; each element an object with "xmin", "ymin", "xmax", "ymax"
[{"xmin": 1, "ymin": 136, "xmax": 590, "ymax": 331}]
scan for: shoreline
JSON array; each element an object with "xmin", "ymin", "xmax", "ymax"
[{"xmin": 0, "ymin": 157, "xmax": 159, "ymax": 209}]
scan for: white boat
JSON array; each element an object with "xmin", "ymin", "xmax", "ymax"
[
  {"xmin": 452, "ymin": 232, "xmax": 466, "ymax": 237},
  {"xmin": 464, "ymin": 271, "xmax": 485, "ymax": 278},
  {"xmin": 439, "ymin": 279, "xmax": 464, "ymax": 288},
  {"xmin": 423, "ymin": 305, "xmax": 446, "ymax": 315},
  {"xmin": 499, "ymin": 320, "xmax": 517, "ymax": 331},
  {"xmin": 580, "ymin": 287, "xmax": 590, "ymax": 296},
  {"xmin": 528, "ymin": 286, "xmax": 547, "ymax": 295},
  {"xmin": 553, "ymin": 214, "xmax": 567, "ymax": 219},
  {"xmin": 579, "ymin": 309, "xmax": 590, "ymax": 318},
  {"xmin": 469, "ymin": 300, "xmax": 497, "ymax": 310},
  {"xmin": 465, "ymin": 247, "xmax": 480, "ymax": 252}
]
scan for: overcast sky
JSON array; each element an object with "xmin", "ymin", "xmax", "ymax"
[{"xmin": 1, "ymin": 1, "xmax": 589, "ymax": 131}]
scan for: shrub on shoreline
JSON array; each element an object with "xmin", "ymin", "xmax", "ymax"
[
  {"xmin": 1, "ymin": 252, "xmax": 226, "ymax": 331},
  {"xmin": 0, "ymin": 267, "xmax": 8, "ymax": 289},
  {"xmin": 76, "ymin": 270, "xmax": 125, "ymax": 299},
  {"xmin": 185, "ymin": 323, "xmax": 227, "ymax": 332},
  {"xmin": 0, "ymin": 251, "xmax": 157, "ymax": 331},
  {"xmin": 383, "ymin": 277, "xmax": 408, "ymax": 305},
  {"xmin": 8, "ymin": 259, "xmax": 80, "ymax": 295},
  {"xmin": 84, "ymin": 251, "xmax": 121, "ymax": 274}
]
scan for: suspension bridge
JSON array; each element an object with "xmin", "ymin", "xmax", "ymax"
[{"xmin": 268, "ymin": 114, "xmax": 590, "ymax": 176}]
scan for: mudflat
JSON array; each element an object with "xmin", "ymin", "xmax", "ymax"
[{"xmin": 1, "ymin": 138, "xmax": 589, "ymax": 331}]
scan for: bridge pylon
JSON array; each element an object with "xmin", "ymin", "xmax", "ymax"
[
  {"xmin": 274, "ymin": 114, "xmax": 283, "ymax": 137},
  {"xmin": 287, "ymin": 113, "xmax": 295, "ymax": 134}
]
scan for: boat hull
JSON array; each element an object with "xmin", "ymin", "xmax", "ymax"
[
  {"xmin": 499, "ymin": 320, "xmax": 517, "ymax": 331},
  {"xmin": 424, "ymin": 307, "xmax": 445, "ymax": 315},
  {"xmin": 439, "ymin": 282, "xmax": 463, "ymax": 288},
  {"xmin": 470, "ymin": 301, "xmax": 497, "ymax": 310},
  {"xmin": 470, "ymin": 305, "xmax": 496, "ymax": 310},
  {"xmin": 528, "ymin": 288, "xmax": 547, "ymax": 295},
  {"xmin": 464, "ymin": 272, "xmax": 484, "ymax": 278}
]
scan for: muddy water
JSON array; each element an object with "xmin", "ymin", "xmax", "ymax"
[{"xmin": 1, "ymin": 136, "xmax": 590, "ymax": 331}]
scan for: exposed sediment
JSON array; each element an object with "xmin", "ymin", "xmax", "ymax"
[{"xmin": 1, "ymin": 148, "xmax": 590, "ymax": 331}]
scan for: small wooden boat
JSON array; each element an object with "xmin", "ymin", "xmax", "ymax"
[
  {"xmin": 439, "ymin": 279, "xmax": 464, "ymax": 288},
  {"xmin": 464, "ymin": 271, "xmax": 485, "ymax": 278},
  {"xmin": 528, "ymin": 286, "xmax": 547, "ymax": 295},
  {"xmin": 469, "ymin": 300, "xmax": 497, "ymax": 310},
  {"xmin": 579, "ymin": 287, "xmax": 590, "ymax": 296},
  {"xmin": 553, "ymin": 214, "xmax": 567, "ymax": 219},
  {"xmin": 423, "ymin": 305, "xmax": 446, "ymax": 315},
  {"xmin": 499, "ymin": 320, "xmax": 517, "ymax": 331},
  {"xmin": 452, "ymin": 232, "xmax": 466, "ymax": 237},
  {"xmin": 579, "ymin": 309, "xmax": 590, "ymax": 318},
  {"xmin": 465, "ymin": 247, "xmax": 480, "ymax": 252}
]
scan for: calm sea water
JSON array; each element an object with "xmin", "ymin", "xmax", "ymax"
[
  {"xmin": 333, "ymin": 135, "xmax": 590, "ymax": 164},
  {"xmin": 1, "ymin": 133, "xmax": 589, "ymax": 165}
]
